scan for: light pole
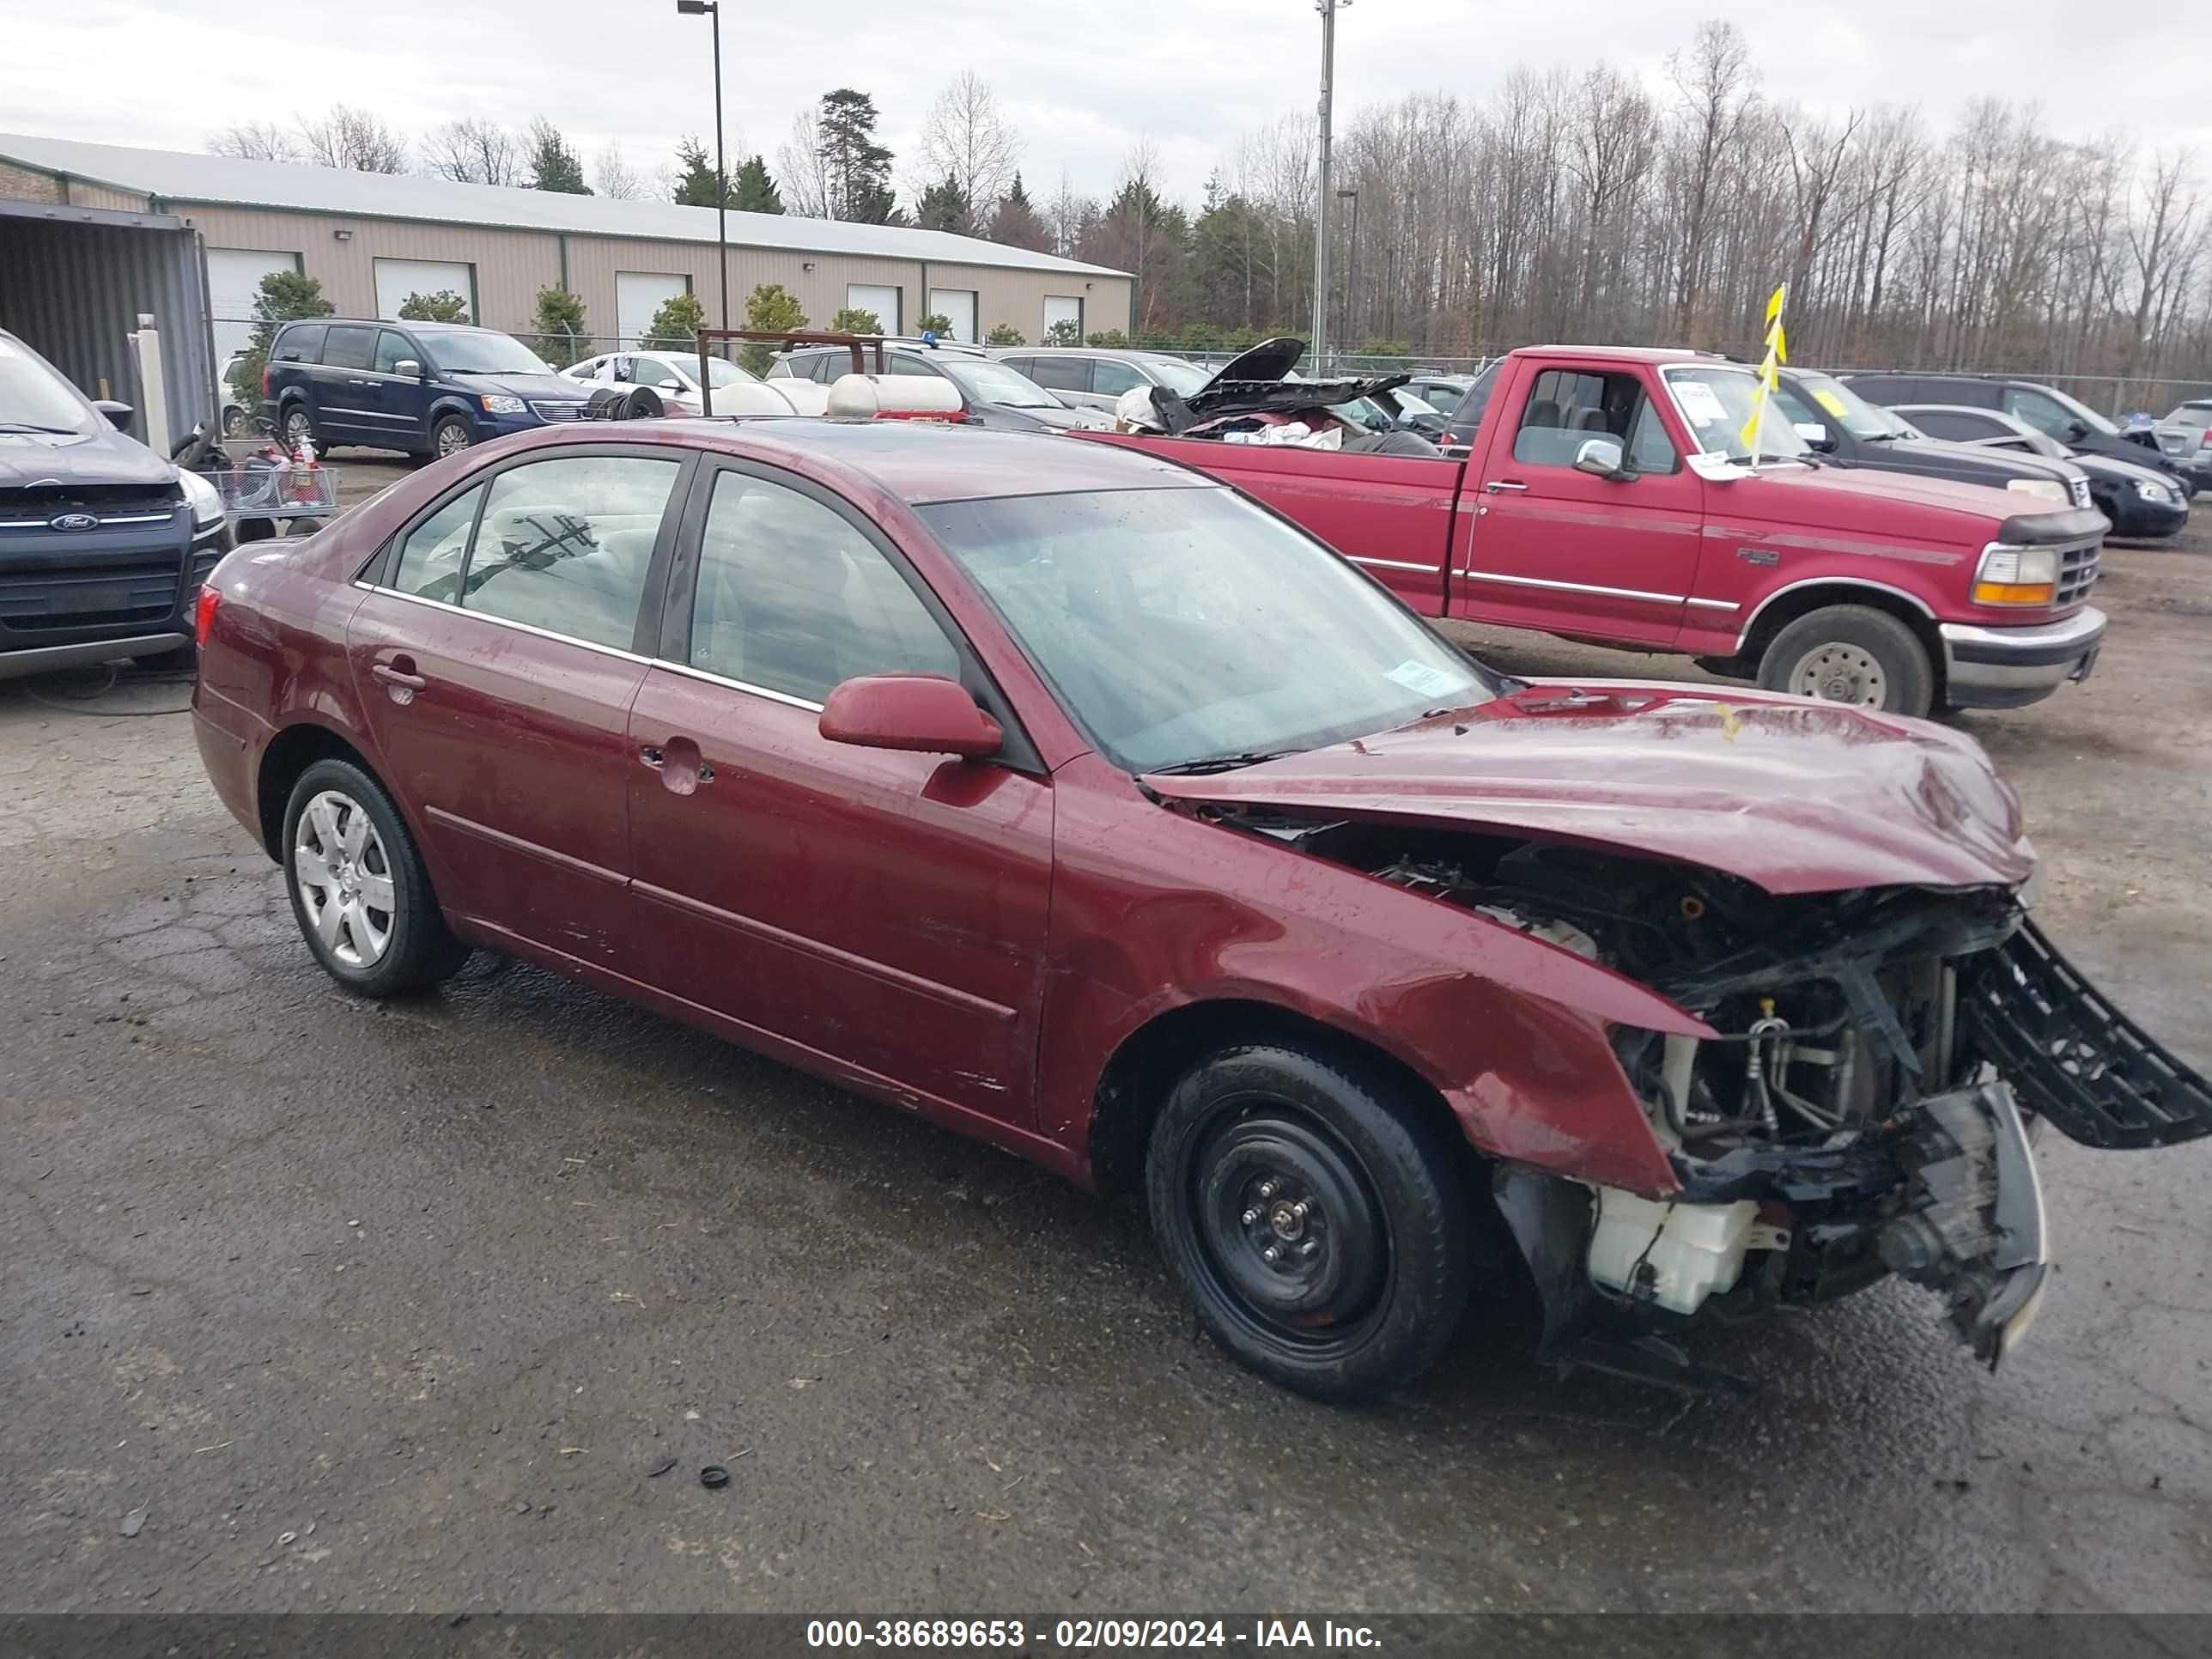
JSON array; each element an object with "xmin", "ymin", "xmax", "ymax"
[
  {"xmin": 1336, "ymin": 186, "xmax": 1359, "ymax": 356},
  {"xmin": 676, "ymin": 0, "xmax": 728, "ymax": 336},
  {"xmin": 1311, "ymin": 0, "xmax": 1349, "ymax": 371}
]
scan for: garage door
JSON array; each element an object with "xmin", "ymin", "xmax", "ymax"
[
  {"xmin": 927, "ymin": 289, "xmax": 976, "ymax": 343},
  {"xmin": 847, "ymin": 283, "xmax": 901, "ymax": 334},
  {"xmin": 206, "ymin": 248, "xmax": 301, "ymax": 360},
  {"xmin": 618, "ymin": 271, "xmax": 690, "ymax": 346},
  {"xmin": 1043, "ymin": 295, "xmax": 1083, "ymax": 341},
  {"xmin": 373, "ymin": 259, "xmax": 475, "ymax": 322}
]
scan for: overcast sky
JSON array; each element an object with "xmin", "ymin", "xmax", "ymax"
[{"xmin": 7, "ymin": 1, "xmax": 2209, "ymax": 207}]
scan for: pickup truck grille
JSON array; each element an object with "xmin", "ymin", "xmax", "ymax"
[
  {"xmin": 2059, "ymin": 543, "xmax": 2100, "ymax": 605},
  {"xmin": 0, "ymin": 559, "xmax": 183, "ymax": 631}
]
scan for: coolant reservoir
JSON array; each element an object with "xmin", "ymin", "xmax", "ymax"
[{"xmin": 1587, "ymin": 1189, "xmax": 1759, "ymax": 1316}]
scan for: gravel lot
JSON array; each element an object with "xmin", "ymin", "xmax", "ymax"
[{"xmin": 3, "ymin": 457, "xmax": 2209, "ymax": 1615}]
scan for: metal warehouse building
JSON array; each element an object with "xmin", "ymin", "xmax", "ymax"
[{"xmin": 0, "ymin": 131, "xmax": 1132, "ymax": 420}]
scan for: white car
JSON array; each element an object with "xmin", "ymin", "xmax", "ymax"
[{"xmin": 561, "ymin": 349, "xmax": 824, "ymax": 417}]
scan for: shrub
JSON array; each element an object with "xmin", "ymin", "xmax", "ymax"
[
  {"xmin": 829, "ymin": 307, "xmax": 884, "ymax": 336},
  {"xmin": 398, "ymin": 290, "xmax": 470, "ymax": 324},
  {"xmin": 917, "ymin": 312, "xmax": 955, "ymax": 339},
  {"xmin": 986, "ymin": 323, "xmax": 1024, "ymax": 347},
  {"xmin": 531, "ymin": 286, "xmax": 588, "ymax": 368},
  {"xmin": 1044, "ymin": 319, "xmax": 1081, "ymax": 346},
  {"xmin": 1085, "ymin": 329, "xmax": 1128, "ymax": 348},
  {"xmin": 230, "ymin": 270, "xmax": 334, "ymax": 410},
  {"xmin": 743, "ymin": 283, "xmax": 808, "ymax": 374},
  {"xmin": 644, "ymin": 291, "xmax": 708, "ymax": 351}
]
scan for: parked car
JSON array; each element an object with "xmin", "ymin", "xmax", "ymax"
[
  {"xmin": 1091, "ymin": 341, "xmax": 2107, "ymax": 718},
  {"xmin": 218, "ymin": 350, "xmax": 252, "ymax": 437},
  {"xmin": 1893, "ymin": 404, "xmax": 2190, "ymax": 539},
  {"xmin": 0, "ymin": 326, "xmax": 228, "ymax": 681},
  {"xmin": 1765, "ymin": 368, "xmax": 2093, "ymax": 511},
  {"xmin": 772, "ymin": 343, "xmax": 1112, "ymax": 432},
  {"xmin": 188, "ymin": 414, "xmax": 2211, "ymax": 1400},
  {"xmin": 559, "ymin": 349, "xmax": 825, "ymax": 418},
  {"xmin": 1841, "ymin": 370, "xmax": 2197, "ymax": 498},
  {"xmin": 990, "ymin": 345, "xmax": 1218, "ymax": 415},
  {"xmin": 2148, "ymin": 397, "xmax": 2212, "ymax": 485},
  {"xmin": 261, "ymin": 319, "xmax": 592, "ymax": 461},
  {"xmin": 1398, "ymin": 373, "xmax": 1475, "ymax": 416}
]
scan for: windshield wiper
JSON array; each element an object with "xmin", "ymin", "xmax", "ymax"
[
  {"xmin": 1147, "ymin": 750, "xmax": 1295, "ymax": 776},
  {"xmin": 0, "ymin": 422, "xmax": 78, "ymax": 434}
]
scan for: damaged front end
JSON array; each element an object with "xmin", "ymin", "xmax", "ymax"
[{"xmin": 1241, "ymin": 816, "xmax": 2212, "ymax": 1385}]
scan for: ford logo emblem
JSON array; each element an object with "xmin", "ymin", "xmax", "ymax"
[{"xmin": 49, "ymin": 512, "xmax": 99, "ymax": 532}]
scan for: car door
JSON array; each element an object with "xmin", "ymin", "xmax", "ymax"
[
  {"xmin": 1455, "ymin": 363, "xmax": 1704, "ymax": 647},
  {"xmin": 1025, "ymin": 354, "xmax": 1106, "ymax": 411},
  {"xmin": 314, "ymin": 324, "xmax": 380, "ymax": 444},
  {"xmin": 347, "ymin": 446, "xmax": 690, "ymax": 968},
  {"xmin": 362, "ymin": 329, "xmax": 429, "ymax": 450},
  {"xmin": 624, "ymin": 458, "xmax": 1054, "ymax": 1127}
]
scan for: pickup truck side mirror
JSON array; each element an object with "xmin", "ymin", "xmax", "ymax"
[
  {"xmin": 2063, "ymin": 419, "xmax": 2091, "ymax": 443},
  {"xmin": 1572, "ymin": 435, "xmax": 1628, "ymax": 479}
]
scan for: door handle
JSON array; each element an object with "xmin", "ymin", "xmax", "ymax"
[
  {"xmin": 646, "ymin": 736, "xmax": 713, "ymax": 794},
  {"xmin": 372, "ymin": 662, "xmax": 427, "ymax": 690},
  {"xmin": 1483, "ymin": 479, "xmax": 1528, "ymax": 494}
]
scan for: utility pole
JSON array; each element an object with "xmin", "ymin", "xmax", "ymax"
[
  {"xmin": 1312, "ymin": 0, "xmax": 1348, "ymax": 371},
  {"xmin": 1337, "ymin": 186, "xmax": 1359, "ymax": 354}
]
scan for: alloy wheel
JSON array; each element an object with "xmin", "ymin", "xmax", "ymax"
[
  {"xmin": 292, "ymin": 789, "xmax": 396, "ymax": 969},
  {"xmin": 283, "ymin": 410, "xmax": 313, "ymax": 449},
  {"xmin": 435, "ymin": 421, "xmax": 471, "ymax": 458}
]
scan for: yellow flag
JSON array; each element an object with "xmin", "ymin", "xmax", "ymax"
[{"xmin": 1741, "ymin": 283, "xmax": 1789, "ymax": 454}]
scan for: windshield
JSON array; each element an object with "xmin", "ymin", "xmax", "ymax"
[
  {"xmin": 422, "ymin": 331, "xmax": 556, "ymax": 375},
  {"xmin": 1662, "ymin": 366, "xmax": 1811, "ymax": 462},
  {"xmin": 0, "ymin": 336, "xmax": 94, "ymax": 433},
  {"xmin": 942, "ymin": 358, "xmax": 1062, "ymax": 409},
  {"xmin": 1783, "ymin": 372, "xmax": 1908, "ymax": 440},
  {"xmin": 920, "ymin": 487, "xmax": 1492, "ymax": 774},
  {"xmin": 702, "ymin": 356, "xmax": 757, "ymax": 387},
  {"xmin": 1146, "ymin": 358, "xmax": 1213, "ymax": 397}
]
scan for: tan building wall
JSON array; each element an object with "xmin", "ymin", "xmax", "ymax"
[
  {"xmin": 168, "ymin": 201, "xmax": 1131, "ymax": 346},
  {"xmin": 63, "ymin": 179, "xmax": 153, "ymax": 213}
]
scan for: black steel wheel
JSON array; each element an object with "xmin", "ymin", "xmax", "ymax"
[{"xmin": 1146, "ymin": 1042, "xmax": 1474, "ymax": 1402}]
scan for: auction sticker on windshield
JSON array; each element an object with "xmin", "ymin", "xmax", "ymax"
[
  {"xmin": 1674, "ymin": 379, "xmax": 1730, "ymax": 428},
  {"xmin": 1386, "ymin": 659, "xmax": 1472, "ymax": 700}
]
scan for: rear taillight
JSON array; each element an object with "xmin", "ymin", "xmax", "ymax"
[
  {"xmin": 260, "ymin": 364, "xmax": 270, "ymax": 397},
  {"xmin": 193, "ymin": 584, "xmax": 220, "ymax": 647}
]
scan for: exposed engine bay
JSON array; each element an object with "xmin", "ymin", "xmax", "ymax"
[{"xmin": 1194, "ymin": 806, "xmax": 2212, "ymax": 1387}]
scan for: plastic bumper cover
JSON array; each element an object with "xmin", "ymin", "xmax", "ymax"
[{"xmin": 1940, "ymin": 605, "xmax": 2106, "ymax": 708}]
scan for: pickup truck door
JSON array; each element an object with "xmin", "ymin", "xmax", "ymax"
[
  {"xmin": 1109, "ymin": 434, "xmax": 1463, "ymax": 617},
  {"xmin": 1455, "ymin": 362, "xmax": 1705, "ymax": 647}
]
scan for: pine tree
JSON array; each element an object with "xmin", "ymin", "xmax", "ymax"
[
  {"xmin": 532, "ymin": 287, "xmax": 588, "ymax": 367},
  {"xmin": 985, "ymin": 172, "xmax": 1052, "ymax": 252},
  {"xmin": 732, "ymin": 155, "xmax": 782, "ymax": 213},
  {"xmin": 916, "ymin": 174, "xmax": 971, "ymax": 234},
  {"xmin": 526, "ymin": 119, "xmax": 592, "ymax": 195},
  {"xmin": 817, "ymin": 89, "xmax": 896, "ymax": 222},
  {"xmin": 672, "ymin": 135, "xmax": 726, "ymax": 208}
]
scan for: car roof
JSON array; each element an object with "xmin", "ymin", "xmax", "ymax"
[
  {"xmin": 286, "ymin": 318, "xmax": 498, "ymax": 336},
  {"xmin": 677, "ymin": 417, "xmax": 1213, "ymax": 506},
  {"xmin": 1517, "ymin": 344, "xmax": 1724, "ymax": 365},
  {"xmin": 1009, "ymin": 346, "xmax": 1182, "ymax": 362}
]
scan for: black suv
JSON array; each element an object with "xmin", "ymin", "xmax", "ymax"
[
  {"xmin": 262, "ymin": 320, "xmax": 591, "ymax": 461},
  {"xmin": 0, "ymin": 328, "xmax": 229, "ymax": 680},
  {"xmin": 1841, "ymin": 369, "xmax": 2196, "ymax": 496}
]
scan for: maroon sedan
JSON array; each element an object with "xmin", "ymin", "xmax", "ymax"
[{"xmin": 191, "ymin": 416, "xmax": 2210, "ymax": 1401}]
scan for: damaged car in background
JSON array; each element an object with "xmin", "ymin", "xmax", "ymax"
[{"xmin": 190, "ymin": 419, "xmax": 2211, "ymax": 1404}]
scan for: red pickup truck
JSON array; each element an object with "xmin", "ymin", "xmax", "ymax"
[{"xmin": 1091, "ymin": 343, "xmax": 2109, "ymax": 718}]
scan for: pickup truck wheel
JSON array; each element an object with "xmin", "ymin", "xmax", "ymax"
[
  {"xmin": 1146, "ymin": 1042, "xmax": 1474, "ymax": 1403},
  {"xmin": 1758, "ymin": 605, "xmax": 1934, "ymax": 717},
  {"xmin": 282, "ymin": 757, "xmax": 470, "ymax": 998}
]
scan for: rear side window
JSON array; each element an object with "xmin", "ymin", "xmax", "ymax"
[
  {"xmin": 1091, "ymin": 359, "xmax": 1143, "ymax": 396},
  {"xmin": 1025, "ymin": 356, "xmax": 1091, "ymax": 394},
  {"xmin": 272, "ymin": 324, "xmax": 325, "ymax": 363},
  {"xmin": 388, "ymin": 486, "xmax": 484, "ymax": 600},
  {"xmin": 1908, "ymin": 409, "xmax": 2003, "ymax": 441},
  {"xmin": 457, "ymin": 456, "xmax": 682, "ymax": 651},
  {"xmin": 323, "ymin": 325, "xmax": 375, "ymax": 372},
  {"xmin": 689, "ymin": 471, "xmax": 958, "ymax": 704}
]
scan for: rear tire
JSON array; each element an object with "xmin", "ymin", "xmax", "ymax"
[
  {"xmin": 1756, "ymin": 604, "xmax": 1934, "ymax": 717},
  {"xmin": 282, "ymin": 757, "xmax": 470, "ymax": 998},
  {"xmin": 281, "ymin": 403, "xmax": 319, "ymax": 455},
  {"xmin": 1146, "ymin": 1042, "xmax": 1474, "ymax": 1403}
]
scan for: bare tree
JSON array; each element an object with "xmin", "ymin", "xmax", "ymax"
[
  {"xmin": 209, "ymin": 122, "xmax": 301, "ymax": 163},
  {"xmin": 422, "ymin": 118, "xmax": 521, "ymax": 185},
  {"xmin": 592, "ymin": 143, "xmax": 647, "ymax": 201},
  {"xmin": 776, "ymin": 106, "xmax": 833, "ymax": 219},
  {"xmin": 915, "ymin": 71, "xmax": 1022, "ymax": 230},
  {"xmin": 298, "ymin": 105, "xmax": 408, "ymax": 174},
  {"xmin": 1046, "ymin": 170, "xmax": 1097, "ymax": 260},
  {"xmin": 1664, "ymin": 20, "xmax": 1759, "ymax": 341}
]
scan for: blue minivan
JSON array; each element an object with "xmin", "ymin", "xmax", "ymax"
[{"xmin": 261, "ymin": 319, "xmax": 592, "ymax": 461}]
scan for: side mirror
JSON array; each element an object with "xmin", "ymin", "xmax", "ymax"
[
  {"xmin": 656, "ymin": 379, "xmax": 684, "ymax": 393},
  {"xmin": 93, "ymin": 398, "xmax": 134, "ymax": 430},
  {"xmin": 820, "ymin": 675, "xmax": 1002, "ymax": 760},
  {"xmin": 1572, "ymin": 435, "xmax": 1627, "ymax": 478},
  {"xmin": 394, "ymin": 358, "xmax": 422, "ymax": 380},
  {"xmin": 2064, "ymin": 419, "xmax": 2091, "ymax": 443},
  {"xmin": 1794, "ymin": 421, "xmax": 1834, "ymax": 450}
]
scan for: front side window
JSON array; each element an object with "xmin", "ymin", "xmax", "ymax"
[
  {"xmin": 374, "ymin": 331, "xmax": 416, "ymax": 374},
  {"xmin": 689, "ymin": 471, "xmax": 959, "ymax": 705},
  {"xmin": 921, "ymin": 486, "xmax": 1491, "ymax": 775},
  {"xmin": 459, "ymin": 456, "xmax": 682, "ymax": 650},
  {"xmin": 1091, "ymin": 359, "xmax": 1144, "ymax": 396},
  {"xmin": 1512, "ymin": 368, "xmax": 1680, "ymax": 473},
  {"xmin": 1908, "ymin": 409, "xmax": 2001, "ymax": 442}
]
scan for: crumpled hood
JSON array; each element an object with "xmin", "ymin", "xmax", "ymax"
[
  {"xmin": 1145, "ymin": 684, "xmax": 2035, "ymax": 896},
  {"xmin": 0, "ymin": 426, "xmax": 173, "ymax": 489}
]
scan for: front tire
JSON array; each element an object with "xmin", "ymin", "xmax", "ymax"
[
  {"xmin": 1146, "ymin": 1042, "xmax": 1474, "ymax": 1402},
  {"xmin": 1756, "ymin": 604, "xmax": 1934, "ymax": 717},
  {"xmin": 431, "ymin": 415, "xmax": 473, "ymax": 460},
  {"xmin": 282, "ymin": 757, "xmax": 470, "ymax": 997}
]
